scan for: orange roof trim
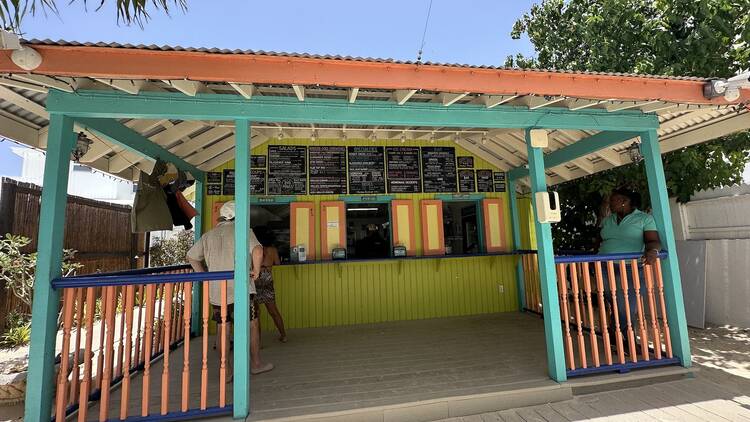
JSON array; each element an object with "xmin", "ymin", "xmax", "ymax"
[{"xmin": 1, "ymin": 44, "xmax": 748, "ymax": 105}]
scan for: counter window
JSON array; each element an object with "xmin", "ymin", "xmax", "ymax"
[
  {"xmin": 251, "ymin": 204, "xmax": 291, "ymax": 262},
  {"xmin": 442, "ymin": 201, "xmax": 481, "ymax": 255},
  {"xmin": 346, "ymin": 203, "xmax": 390, "ymax": 259}
]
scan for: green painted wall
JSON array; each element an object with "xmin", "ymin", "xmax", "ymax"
[{"xmin": 201, "ymin": 137, "xmax": 520, "ymax": 330}]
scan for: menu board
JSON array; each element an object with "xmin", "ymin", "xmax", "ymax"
[
  {"xmin": 457, "ymin": 156, "xmax": 474, "ymax": 168},
  {"xmin": 207, "ymin": 184, "xmax": 222, "ymax": 196},
  {"xmin": 348, "ymin": 146, "xmax": 385, "ymax": 194},
  {"xmin": 309, "ymin": 146, "xmax": 347, "ymax": 194},
  {"xmin": 268, "ymin": 145, "xmax": 307, "ymax": 195},
  {"xmin": 250, "ymin": 169, "xmax": 266, "ymax": 195},
  {"xmin": 386, "ymin": 147, "xmax": 421, "ymax": 193},
  {"xmin": 476, "ymin": 170, "xmax": 494, "ymax": 192},
  {"xmin": 251, "ymin": 155, "xmax": 267, "ymax": 169},
  {"xmin": 421, "ymin": 147, "xmax": 457, "ymax": 193},
  {"xmin": 206, "ymin": 171, "xmax": 222, "ymax": 184},
  {"xmin": 494, "ymin": 172, "xmax": 506, "ymax": 193},
  {"xmin": 458, "ymin": 170, "xmax": 476, "ymax": 193},
  {"xmin": 222, "ymin": 169, "xmax": 235, "ymax": 196}
]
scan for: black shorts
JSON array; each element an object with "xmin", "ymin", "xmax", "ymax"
[{"xmin": 211, "ymin": 295, "xmax": 258, "ymax": 323}]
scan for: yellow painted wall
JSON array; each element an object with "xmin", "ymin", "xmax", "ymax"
[
  {"xmin": 518, "ymin": 196, "xmax": 537, "ymax": 249},
  {"xmin": 201, "ymin": 137, "xmax": 520, "ymax": 330}
]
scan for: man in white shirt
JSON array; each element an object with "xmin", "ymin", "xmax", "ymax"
[{"xmin": 187, "ymin": 201, "xmax": 273, "ymax": 375}]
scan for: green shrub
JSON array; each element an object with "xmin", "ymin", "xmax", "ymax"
[
  {"xmin": 149, "ymin": 230, "xmax": 194, "ymax": 267},
  {"xmin": 1, "ymin": 324, "xmax": 31, "ymax": 348}
]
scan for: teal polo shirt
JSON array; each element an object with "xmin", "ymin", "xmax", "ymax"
[{"xmin": 599, "ymin": 209, "xmax": 657, "ymax": 254}]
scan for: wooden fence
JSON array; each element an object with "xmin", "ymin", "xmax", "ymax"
[{"xmin": 0, "ymin": 178, "xmax": 145, "ymax": 331}]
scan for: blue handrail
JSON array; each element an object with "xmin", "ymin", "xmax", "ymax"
[
  {"xmin": 52, "ymin": 269, "xmax": 234, "ymax": 289},
  {"xmin": 63, "ymin": 264, "xmax": 192, "ymax": 279},
  {"xmin": 554, "ymin": 251, "xmax": 667, "ymax": 264}
]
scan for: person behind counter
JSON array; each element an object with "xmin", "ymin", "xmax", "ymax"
[
  {"xmin": 253, "ymin": 226, "xmax": 288, "ymax": 343},
  {"xmin": 186, "ymin": 201, "xmax": 274, "ymax": 375},
  {"xmin": 596, "ymin": 187, "xmax": 661, "ymax": 353}
]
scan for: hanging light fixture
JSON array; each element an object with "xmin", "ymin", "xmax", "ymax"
[
  {"xmin": 370, "ymin": 132, "xmax": 377, "ymax": 142},
  {"xmin": 626, "ymin": 141, "xmax": 643, "ymax": 163},
  {"xmin": 400, "ymin": 131, "xmax": 407, "ymax": 143},
  {"xmin": 71, "ymin": 132, "xmax": 92, "ymax": 162},
  {"xmin": 429, "ymin": 132, "xmax": 435, "ymax": 144},
  {"xmin": 277, "ymin": 128, "xmax": 285, "ymax": 140},
  {"xmin": 310, "ymin": 130, "xmax": 318, "ymax": 142},
  {"xmin": 481, "ymin": 132, "xmax": 488, "ymax": 145},
  {"xmin": 453, "ymin": 132, "xmax": 460, "ymax": 144}
]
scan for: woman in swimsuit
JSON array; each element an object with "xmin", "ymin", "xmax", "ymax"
[{"xmin": 254, "ymin": 226, "xmax": 288, "ymax": 343}]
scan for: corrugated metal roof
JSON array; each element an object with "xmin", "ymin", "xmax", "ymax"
[{"xmin": 24, "ymin": 38, "xmax": 710, "ymax": 82}]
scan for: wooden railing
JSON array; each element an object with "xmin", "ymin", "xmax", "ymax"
[
  {"xmin": 51, "ymin": 266, "xmax": 235, "ymax": 421},
  {"xmin": 555, "ymin": 253, "xmax": 679, "ymax": 376},
  {"xmin": 520, "ymin": 252, "xmax": 542, "ymax": 314}
]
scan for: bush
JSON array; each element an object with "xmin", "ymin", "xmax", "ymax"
[
  {"xmin": 1, "ymin": 324, "xmax": 31, "ymax": 348},
  {"xmin": 149, "ymin": 230, "xmax": 194, "ymax": 267}
]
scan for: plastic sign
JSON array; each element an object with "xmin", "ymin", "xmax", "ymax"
[{"xmin": 534, "ymin": 191, "xmax": 561, "ymax": 223}]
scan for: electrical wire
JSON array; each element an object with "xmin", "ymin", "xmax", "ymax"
[{"xmin": 416, "ymin": 0, "xmax": 434, "ymax": 64}]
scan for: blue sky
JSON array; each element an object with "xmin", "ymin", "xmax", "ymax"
[{"xmin": 0, "ymin": 0, "xmax": 536, "ymax": 177}]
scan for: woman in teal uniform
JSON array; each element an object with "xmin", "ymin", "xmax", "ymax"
[{"xmin": 597, "ymin": 188, "xmax": 661, "ymax": 345}]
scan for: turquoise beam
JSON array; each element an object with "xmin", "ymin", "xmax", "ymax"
[
  {"xmin": 640, "ymin": 130, "xmax": 692, "ymax": 367},
  {"xmin": 509, "ymin": 130, "xmax": 638, "ymax": 180},
  {"xmin": 507, "ymin": 178, "xmax": 526, "ymax": 311},
  {"xmin": 525, "ymin": 129, "xmax": 567, "ymax": 382},
  {"xmin": 74, "ymin": 117, "xmax": 205, "ymax": 179},
  {"xmin": 233, "ymin": 119, "xmax": 251, "ymax": 419},
  {"xmin": 48, "ymin": 90, "xmax": 660, "ymax": 132},
  {"xmin": 190, "ymin": 178, "xmax": 204, "ymax": 335},
  {"xmin": 24, "ymin": 114, "xmax": 76, "ymax": 422}
]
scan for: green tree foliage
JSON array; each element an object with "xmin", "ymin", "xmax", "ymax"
[
  {"xmin": 508, "ymin": 0, "xmax": 750, "ymax": 251},
  {"xmin": 1, "ymin": 0, "xmax": 185, "ymax": 32},
  {"xmin": 148, "ymin": 230, "xmax": 194, "ymax": 267}
]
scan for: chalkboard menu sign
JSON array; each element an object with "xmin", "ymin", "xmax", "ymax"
[
  {"xmin": 250, "ymin": 169, "xmax": 266, "ymax": 195},
  {"xmin": 494, "ymin": 172, "xmax": 506, "ymax": 192},
  {"xmin": 457, "ymin": 156, "xmax": 474, "ymax": 168},
  {"xmin": 251, "ymin": 155, "xmax": 267, "ymax": 169},
  {"xmin": 386, "ymin": 147, "xmax": 421, "ymax": 193},
  {"xmin": 476, "ymin": 170, "xmax": 494, "ymax": 192},
  {"xmin": 421, "ymin": 147, "xmax": 457, "ymax": 193},
  {"xmin": 222, "ymin": 169, "xmax": 235, "ymax": 196},
  {"xmin": 268, "ymin": 145, "xmax": 307, "ymax": 195},
  {"xmin": 309, "ymin": 146, "xmax": 347, "ymax": 194},
  {"xmin": 348, "ymin": 146, "xmax": 385, "ymax": 194},
  {"xmin": 206, "ymin": 171, "xmax": 222, "ymax": 184},
  {"xmin": 458, "ymin": 169, "xmax": 476, "ymax": 193},
  {"xmin": 207, "ymin": 184, "xmax": 222, "ymax": 196}
]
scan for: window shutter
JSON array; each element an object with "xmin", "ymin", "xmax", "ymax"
[
  {"xmin": 482, "ymin": 198, "xmax": 508, "ymax": 252},
  {"xmin": 290, "ymin": 202, "xmax": 316, "ymax": 260},
  {"xmin": 320, "ymin": 201, "xmax": 346, "ymax": 260},
  {"xmin": 391, "ymin": 200, "xmax": 416, "ymax": 256},
  {"xmin": 420, "ymin": 199, "xmax": 445, "ymax": 256}
]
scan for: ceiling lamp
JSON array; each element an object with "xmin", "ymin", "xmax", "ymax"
[
  {"xmin": 277, "ymin": 129, "xmax": 284, "ymax": 140},
  {"xmin": 400, "ymin": 132, "xmax": 407, "ymax": 143},
  {"xmin": 310, "ymin": 130, "xmax": 317, "ymax": 142},
  {"xmin": 453, "ymin": 132, "xmax": 460, "ymax": 144},
  {"xmin": 369, "ymin": 132, "xmax": 377, "ymax": 142},
  {"xmin": 481, "ymin": 132, "xmax": 488, "ymax": 145},
  {"xmin": 71, "ymin": 132, "xmax": 92, "ymax": 162},
  {"xmin": 429, "ymin": 132, "xmax": 435, "ymax": 144}
]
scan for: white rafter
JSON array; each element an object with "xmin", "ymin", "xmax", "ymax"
[
  {"xmin": 0, "ymin": 77, "xmax": 47, "ymax": 93},
  {"xmin": 12, "ymin": 74, "xmax": 75, "ymax": 92},
  {"xmin": 228, "ymin": 82, "xmax": 256, "ymax": 99},
  {"xmin": 566, "ymin": 98, "xmax": 608, "ymax": 111},
  {"xmin": 454, "ymin": 138, "xmax": 509, "ymax": 171},
  {"xmin": 521, "ymin": 95, "xmax": 567, "ymax": 110},
  {"xmin": 163, "ymin": 79, "xmax": 204, "ymax": 96},
  {"xmin": 481, "ymin": 94, "xmax": 518, "ymax": 108},
  {"xmin": 640, "ymin": 102, "xmax": 678, "ymax": 114},
  {"xmin": 348, "ymin": 87, "xmax": 359, "ymax": 103},
  {"xmin": 659, "ymin": 109, "xmax": 712, "ymax": 131},
  {"xmin": 438, "ymin": 92, "xmax": 470, "ymax": 106},
  {"xmin": 0, "ymin": 85, "xmax": 48, "ymax": 118},
  {"xmin": 94, "ymin": 79, "xmax": 146, "ymax": 95},
  {"xmin": 393, "ymin": 89, "xmax": 418, "ymax": 105},
  {"xmin": 606, "ymin": 100, "xmax": 660, "ymax": 112},
  {"xmin": 292, "ymin": 84, "xmax": 305, "ymax": 101},
  {"xmin": 108, "ymin": 121, "xmax": 205, "ymax": 173}
]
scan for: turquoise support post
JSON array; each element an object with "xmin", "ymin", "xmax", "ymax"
[
  {"xmin": 24, "ymin": 114, "xmax": 76, "ymax": 422},
  {"xmin": 233, "ymin": 120, "xmax": 252, "ymax": 418},
  {"xmin": 525, "ymin": 129, "xmax": 567, "ymax": 382},
  {"xmin": 640, "ymin": 130, "xmax": 692, "ymax": 367},
  {"xmin": 507, "ymin": 177, "xmax": 526, "ymax": 311},
  {"xmin": 191, "ymin": 177, "xmax": 204, "ymax": 335}
]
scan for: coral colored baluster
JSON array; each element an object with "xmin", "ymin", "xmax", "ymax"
[
  {"xmin": 631, "ymin": 260, "xmax": 650, "ymax": 361},
  {"xmin": 116, "ymin": 286, "xmax": 126, "ymax": 378},
  {"xmin": 557, "ymin": 264, "xmax": 576, "ymax": 370},
  {"xmin": 644, "ymin": 264, "xmax": 662, "ymax": 359},
  {"xmin": 581, "ymin": 262, "xmax": 600, "ymax": 367},
  {"xmin": 120, "ymin": 285, "xmax": 135, "ymax": 420},
  {"xmin": 141, "ymin": 284, "xmax": 156, "ymax": 417},
  {"xmin": 594, "ymin": 262, "xmax": 612, "ymax": 366},
  {"xmin": 96, "ymin": 287, "xmax": 107, "ymax": 390},
  {"xmin": 219, "ymin": 281, "xmax": 228, "ymax": 408},
  {"xmin": 200, "ymin": 281, "xmax": 209, "ymax": 410},
  {"xmin": 170, "ymin": 282, "xmax": 179, "ymax": 345},
  {"xmin": 161, "ymin": 283, "xmax": 174, "ymax": 415},
  {"xmin": 69, "ymin": 288, "xmax": 84, "ymax": 404},
  {"xmin": 569, "ymin": 263, "xmax": 587, "ymax": 368},
  {"xmin": 181, "ymin": 283, "xmax": 192, "ymax": 412},
  {"xmin": 134, "ymin": 284, "xmax": 144, "ymax": 366},
  {"xmin": 155, "ymin": 284, "xmax": 165, "ymax": 354},
  {"xmin": 619, "ymin": 261, "xmax": 638, "ymax": 362},
  {"xmin": 55, "ymin": 288, "xmax": 75, "ymax": 422},
  {"xmin": 78, "ymin": 287, "xmax": 96, "ymax": 422},
  {"xmin": 607, "ymin": 262, "xmax": 625, "ymax": 364},
  {"xmin": 99, "ymin": 286, "xmax": 117, "ymax": 422},
  {"xmin": 654, "ymin": 259, "xmax": 673, "ymax": 358}
]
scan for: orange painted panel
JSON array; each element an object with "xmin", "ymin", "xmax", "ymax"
[
  {"xmin": 320, "ymin": 201, "xmax": 346, "ymax": 260},
  {"xmin": 420, "ymin": 200, "xmax": 445, "ymax": 256},
  {"xmin": 290, "ymin": 202, "xmax": 316, "ymax": 261},
  {"xmin": 482, "ymin": 198, "xmax": 508, "ymax": 253},
  {"xmin": 391, "ymin": 200, "xmax": 416, "ymax": 256}
]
